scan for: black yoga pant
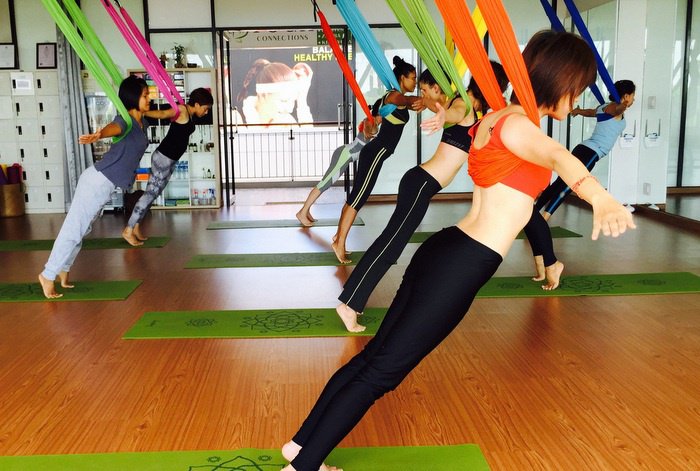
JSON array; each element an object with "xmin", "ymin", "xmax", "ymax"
[
  {"xmin": 535, "ymin": 144, "xmax": 599, "ymax": 215},
  {"xmin": 346, "ymin": 143, "xmax": 393, "ymax": 210},
  {"xmin": 523, "ymin": 206, "xmax": 557, "ymax": 266},
  {"xmin": 339, "ymin": 166, "xmax": 441, "ymax": 312},
  {"xmin": 290, "ymin": 227, "xmax": 503, "ymax": 471}
]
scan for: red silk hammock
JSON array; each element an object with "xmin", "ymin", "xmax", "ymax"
[{"xmin": 314, "ymin": 3, "xmax": 374, "ymax": 124}]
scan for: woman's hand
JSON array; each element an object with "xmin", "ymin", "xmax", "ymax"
[
  {"xmin": 419, "ymin": 102, "xmax": 445, "ymax": 135},
  {"xmin": 78, "ymin": 131, "xmax": 101, "ymax": 144},
  {"xmin": 589, "ymin": 192, "xmax": 636, "ymax": 240}
]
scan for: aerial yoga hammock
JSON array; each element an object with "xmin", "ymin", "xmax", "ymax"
[
  {"xmin": 41, "ymin": 0, "xmax": 131, "ymax": 141},
  {"xmin": 100, "ymin": 0, "xmax": 184, "ymax": 119},
  {"xmin": 538, "ymin": 0, "xmax": 620, "ymax": 104}
]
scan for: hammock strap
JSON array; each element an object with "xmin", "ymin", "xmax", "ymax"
[
  {"xmin": 561, "ymin": 0, "xmax": 621, "ymax": 102},
  {"xmin": 538, "ymin": 0, "xmax": 605, "ymax": 104},
  {"xmin": 475, "ymin": 0, "xmax": 540, "ymax": 124},
  {"xmin": 435, "ymin": 0, "xmax": 506, "ymax": 111},
  {"xmin": 101, "ymin": 0, "xmax": 182, "ymax": 119},
  {"xmin": 316, "ymin": 8, "xmax": 373, "ymax": 122},
  {"xmin": 41, "ymin": 0, "xmax": 132, "ymax": 142},
  {"xmin": 335, "ymin": 0, "xmax": 401, "ymax": 91}
]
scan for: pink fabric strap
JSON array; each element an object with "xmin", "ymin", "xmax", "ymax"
[{"xmin": 101, "ymin": 0, "xmax": 183, "ymax": 119}]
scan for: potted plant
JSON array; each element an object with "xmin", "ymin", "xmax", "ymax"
[{"xmin": 172, "ymin": 43, "xmax": 185, "ymax": 68}]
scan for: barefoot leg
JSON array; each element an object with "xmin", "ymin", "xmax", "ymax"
[
  {"xmin": 336, "ymin": 303, "xmax": 366, "ymax": 333},
  {"xmin": 331, "ymin": 205, "xmax": 356, "ymax": 263},
  {"xmin": 532, "ymin": 255, "xmax": 545, "ymax": 281},
  {"xmin": 133, "ymin": 223, "xmax": 148, "ymax": 241},
  {"xmin": 331, "ymin": 235, "xmax": 351, "ymax": 255},
  {"xmin": 297, "ymin": 188, "xmax": 322, "ymax": 227},
  {"xmin": 38, "ymin": 273, "xmax": 62, "ymax": 299},
  {"xmin": 58, "ymin": 271, "xmax": 74, "ymax": 289},
  {"xmin": 542, "ymin": 261, "xmax": 564, "ymax": 291},
  {"xmin": 122, "ymin": 226, "xmax": 144, "ymax": 246}
]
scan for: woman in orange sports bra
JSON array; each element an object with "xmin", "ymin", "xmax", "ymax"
[{"xmin": 280, "ymin": 31, "xmax": 635, "ymax": 471}]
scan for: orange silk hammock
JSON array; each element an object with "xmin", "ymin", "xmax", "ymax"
[
  {"xmin": 315, "ymin": 5, "xmax": 374, "ymax": 123},
  {"xmin": 435, "ymin": 0, "xmax": 539, "ymax": 125}
]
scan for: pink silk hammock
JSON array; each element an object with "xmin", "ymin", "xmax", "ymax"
[
  {"xmin": 314, "ymin": 3, "xmax": 374, "ymax": 123},
  {"xmin": 100, "ymin": 0, "xmax": 183, "ymax": 119}
]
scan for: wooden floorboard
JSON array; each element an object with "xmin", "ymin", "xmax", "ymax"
[{"xmin": 1, "ymin": 188, "xmax": 699, "ymax": 470}]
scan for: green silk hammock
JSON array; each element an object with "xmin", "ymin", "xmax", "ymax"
[
  {"xmin": 41, "ymin": 0, "xmax": 132, "ymax": 141},
  {"xmin": 385, "ymin": 0, "xmax": 468, "ymax": 112}
]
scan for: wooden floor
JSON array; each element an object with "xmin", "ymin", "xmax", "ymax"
[{"xmin": 1, "ymin": 188, "xmax": 700, "ymax": 470}]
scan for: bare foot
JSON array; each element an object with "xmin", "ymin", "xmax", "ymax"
[
  {"xmin": 122, "ymin": 226, "xmax": 144, "ymax": 246},
  {"xmin": 542, "ymin": 211, "xmax": 552, "ymax": 222},
  {"xmin": 58, "ymin": 271, "xmax": 74, "ymax": 289},
  {"xmin": 38, "ymin": 273, "xmax": 62, "ymax": 299},
  {"xmin": 331, "ymin": 235, "xmax": 351, "ymax": 255},
  {"xmin": 542, "ymin": 261, "xmax": 564, "ymax": 291},
  {"xmin": 532, "ymin": 255, "xmax": 545, "ymax": 282},
  {"xmin": 281, "ymin": 441, "xmax": 342, "ymax": 471},
  {"xmin": 308, "ymin": 211, "xmax": 317, "ymax": 222},
  {"xmin": 296, "ymin": 210, "xmax": 314, "ymax": 227},
  {"xmin": 133, "ymin": 223, "xmax": 148, "ymax": 241},
  {"xmin": 336, "ymin": 303, "xmax": 366, "ymax": 332},
  {"xmin": 331, "ymin": 240, "xmax": 351, "ymax": 264}
]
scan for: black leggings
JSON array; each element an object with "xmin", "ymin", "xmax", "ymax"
[
  {"xmin": 290, "ymin": 227, "xmax": 503, "ymax": 471},
  {"xmin": 535, "ymin": 144, "xmax": 599, "ymax": 215},
  {"xmin": 346, "ymin": 142, "xmax": 394, "ymax": 210},
  {"xmin": 339, "ymin": 166, "xmax": 441, "ymax": 312},
  {"xmin": 526, "ymin": 144, "xmax": 599, "ymax": 264},
  {"xmin": 523, "ymin": 206, "xmax": 557, "ymax": 265}
]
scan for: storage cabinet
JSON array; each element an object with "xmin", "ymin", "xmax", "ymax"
[
  {"xmin": 0, "ymin": 71, "xmax": 67, "ymax": 214},
  {"xmin": 128, "ymin": 68, "xmax": 220, "ymax": 209}
]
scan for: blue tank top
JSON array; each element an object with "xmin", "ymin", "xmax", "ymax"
[{"xmin": 580, "ymin": 103, "xmax": 626, "ymax": 157}]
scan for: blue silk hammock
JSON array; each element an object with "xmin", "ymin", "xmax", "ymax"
[
  {"xmin": 335, "ymin": 0, "xmax": 401, "ymax": 117},
  {"xmin": 385, "ymin": 0, "xmax": 470, "ymax": 122},
  {"xmin": 538, "ymin": 0, "xmax": 621, "ymax": 104},
  {"xmin": 41, "ymin": 0, "xmax": 132, "ymax": 141},
  {"xmin": 100, "ymin": 0, "xmax": 183, "ymax": 119},
  {"xmin": 311, "ymin": 0, "xmax": 374, "ymax": 123}
]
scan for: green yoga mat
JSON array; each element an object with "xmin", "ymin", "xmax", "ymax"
[
  {"xmin": 476, "ymin": 271, "xmax": 700, "ymax": 298},
  {"xmin": 124, "ymin": 307, "xmax": 388, "ymax": 339},
  {"xmin": 0, "ymin": 236, "xmax": 169, "ymax": 252},
  {"xmin": 409, "ymin": 226, "xmax": 582, "ymax": 244},
  {"xmin": 186, "ymin": 251, "xmax": 367, "ymax": 268},
  {"xmin": 207, "ymin": 217, "xmax": 365, "ymax": 230},
  {"xmin": 0, "ymin": 280, "xmax": 142, "ymax": 302},
  {"xmin": 0, "ymin": 444, "xmax": 489, "ymax": 471}
]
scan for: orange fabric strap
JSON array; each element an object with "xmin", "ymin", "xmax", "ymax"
[
  {"xmin": 434, "ymin": 0, "xmax": 506, "ymax": 111},
  {"xmin": 475, "ymin": 0, "xmax": 539, "ymax": 124}
]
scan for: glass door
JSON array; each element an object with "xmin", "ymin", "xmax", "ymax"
[{"xmin": 224, "ymin": 27, "xmax": 352, "ymax": 186}]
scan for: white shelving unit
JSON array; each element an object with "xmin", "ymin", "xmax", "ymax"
[
  {"xmin": 0, "ymin": 71, "xmax": 67, "ymax": 213},
  {"xmin": 129, "ymin": 68, "xmax": 220, "ymax": 210}
]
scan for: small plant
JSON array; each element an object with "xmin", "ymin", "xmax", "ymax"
[{"xmin": 172, "ymin": 43, "xmax": 185, "ymax": 68}]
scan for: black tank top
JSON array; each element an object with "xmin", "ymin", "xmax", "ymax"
[
  {"xmin": 376, "ymin": 90, "xmax": 410, "ymax": 153},
  {"xmin": 439, "ymin": 97, "xmax": 472, "ymax": 152},
  {"xmin": 440, "ymin": 122, "xmax": 473, "ymax": 152},
  {"xmin": 156, "ymin": 107, "xmax": 196, "ymax": 160}
]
